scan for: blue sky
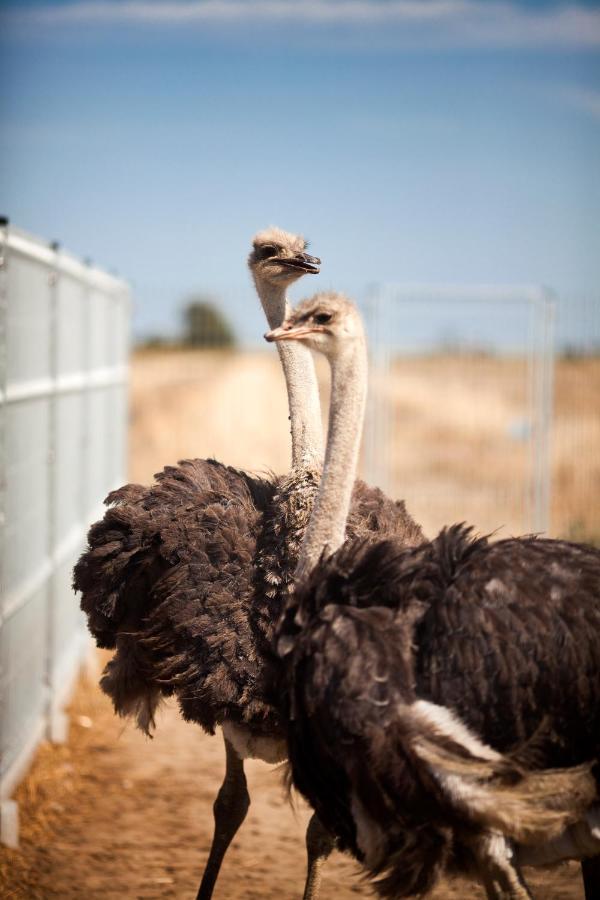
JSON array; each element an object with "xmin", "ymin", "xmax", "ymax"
[{"xmin": 1, "ymin": 1, "xmax": 599, "ymax": 343}]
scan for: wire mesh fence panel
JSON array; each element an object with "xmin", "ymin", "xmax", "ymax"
[
  {"xmin": 0, "ymin": 224, "xmax": 130, "ymax": 820},
  {"xmin": 363, "ymin": 285, "xmax": 555, "ymax": 541}
]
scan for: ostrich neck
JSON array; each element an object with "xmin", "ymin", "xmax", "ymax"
[
  {"xmin": 256, "ymin": 280, "xmax": 323, "ymax": 471},
  {"xmin": 295, "ymin": 335, "xmax": 368, "ymax": 580}
]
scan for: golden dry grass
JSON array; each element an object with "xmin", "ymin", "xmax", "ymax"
[
  {"xmin": 130, "ymin": 348, "xmax": 600, "ymax": 542},
  {"xmin": 375, "ymin": 354, "xmax": 600, "ymax": 540}
]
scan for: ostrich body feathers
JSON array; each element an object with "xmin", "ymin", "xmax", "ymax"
[
  {"xmin": 279, "ymin": 524, "xmax": 600, "ymax": 896},
  {"xmin": 73, "ymin": 457, "xmax": 424, "ymax": 739}
]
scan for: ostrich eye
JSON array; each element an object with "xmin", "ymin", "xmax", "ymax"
[
  {"xmin": 258, "ymin": 244, "xmax": 278, "ymax": 260},
  {"xmin": 314, "ymin": 313, "xmax": 332, "ymax": 325}
]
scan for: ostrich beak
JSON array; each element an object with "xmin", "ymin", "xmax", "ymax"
[
  {"xmin": 264, "ymin": 324, "xmax": 318, "ymax": 342},
  {"xmin": 278, "ymin": 252, "xmax": 321, "ymax": 274}
]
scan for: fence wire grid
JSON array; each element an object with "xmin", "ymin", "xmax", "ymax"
[
  {"xmin": 363, "ymin": 284, "xmax": 598, "ymax": 542},
  {"xmin": 0, "ymin": 224, "xmax": 130, "ymax": 834}
]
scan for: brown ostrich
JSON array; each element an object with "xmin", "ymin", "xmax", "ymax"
[
  {"xmin": 268, "ymin": 292, "xmax": 600, "ymax": 900},
  {"xmin": 74, "ymin": 232, "xmax": 423, "ymax": 899}
]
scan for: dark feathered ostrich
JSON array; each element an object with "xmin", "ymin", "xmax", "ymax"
[
  {"xmin": 267, "ymin": 292, "xmax": 600, "ymax": 900},
  {"xmin": 74, "ymin": 232, "xmax": 424, "ymax": 900}
]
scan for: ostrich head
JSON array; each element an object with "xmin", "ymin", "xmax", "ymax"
[
  {"xmin": 265, "ymin": 292, "xmax": 364, "ymax": 361},
  {"xmin": 248, "ymin": 227, "xmax": 321, "ymax": 287}
]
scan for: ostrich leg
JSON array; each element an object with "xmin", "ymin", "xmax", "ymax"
[
  {"xmin": 481, "ymin": 864, "xmax": 533, "ymax": 900},
  {"xmin": 470, "ymin": 834, "xmax": 533, "ymax": 900},
  {"xmin": 196, "ymin": 737, "xmax": 250, "ymax": 900},
  {"xmin": 582, "ymin": 856, "xmax": 600, "ymax": 900},
  {"xmin": 482, "ymin": 862, "xmax": 534, "ymax": 899},
  {"xmin": 302, "ymin": 813, "xmax": 335, "ymax": 900}
]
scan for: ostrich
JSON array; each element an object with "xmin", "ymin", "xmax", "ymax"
[
  {"xmin": 266, "ymin": 292, "xmax": 600, "ymax": 899},
  {"xmin": 74, "ymin": 231, "xmax": 423, "ymax": 900}
]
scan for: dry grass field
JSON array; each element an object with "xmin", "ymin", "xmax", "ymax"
[
  {"xmin": 376, "ymin": 354, "xmax": 600, "ymax": 540},
  {"xmin": 130, "ymin": 348, "xmax": 600, "ymax": 542},
  {"xmin": 2, "ymin": 347, "xmax": 598, "ymax": 899}
]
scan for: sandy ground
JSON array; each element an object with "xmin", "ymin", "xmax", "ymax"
[{"xmin": 2, "ymin": 348, "xmax": 597, "ymax": 899}]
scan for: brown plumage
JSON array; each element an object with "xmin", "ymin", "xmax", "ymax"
[
  {"xmin": 280, "ymin": 525, "xmax": 600, "ymax": 896},
  {"xmin": 74, "ymin": 459, "xmax": 423, "ymax": 736},
  {"xmin": 132, "ymin": 468, "xmax": 422, "ymax": 736},
  {"xmin": 74, "ymin": 457, "xmax": 274, "ymax": 732},
  {"xmin": 269, "ymin": 292, "xmax": 600, "ymax": 899}
]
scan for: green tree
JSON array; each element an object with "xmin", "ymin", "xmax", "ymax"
[{"xmin": 182, "ymin": 296, "xmax": 236, "ymax": 348}]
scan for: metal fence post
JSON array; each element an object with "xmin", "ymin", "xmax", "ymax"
[
  {"xmin": 0, "ymin": 218, "xmax": 19, "ymax": 848},
  {"xmin": 531, "ymin": 291, "xmax": 556, "ymax": 535},
  {"xmin": 46, "ymin": 241, "xmax": 69, "ymax": 743}
]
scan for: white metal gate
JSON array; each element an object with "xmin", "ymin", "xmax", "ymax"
[
  {"xmin": 364, "ymin": 285, "xmax": 555, "ymax": 540},
  {"xmin": 0, "ymin": 223, "xmax": 130, "ymax": 842}
]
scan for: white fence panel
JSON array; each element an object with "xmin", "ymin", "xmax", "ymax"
[
  {"xmin": 0, "ymin": 223, "xmax": 130, "ymax": 842},
  {"xmin": 364, "ymin": 285, "xmax": 555, "ymax": 540}
]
